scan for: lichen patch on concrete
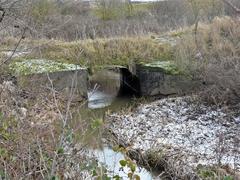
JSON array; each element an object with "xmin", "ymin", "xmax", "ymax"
[
  {"xmin": 140, "ymin": 61, "xmax": 180, "ymax": 75},
  {"xmin": 9, "ymin": 59, "xmax": 84, "ymax": 75}
]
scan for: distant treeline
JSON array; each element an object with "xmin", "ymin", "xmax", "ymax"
[{"xmin": 0, "ymin": 0, "xmax": 240, "ymax": 40}]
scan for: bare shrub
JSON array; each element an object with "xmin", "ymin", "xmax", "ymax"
[{"xmin": 0, "ymin": 80, "xmax": 103, "ymax": 179}]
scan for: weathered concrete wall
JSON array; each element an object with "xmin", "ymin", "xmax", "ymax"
[
  {"xmin": 18, "ymin": 69, "xmax": 88, "ymax": 98},
  {"xmin": 135, "ymin": 63, "xmax": 200, "ymax": 96}
]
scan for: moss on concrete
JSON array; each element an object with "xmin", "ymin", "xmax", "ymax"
[
  {"xmin": 140, "ymin": 61, "xmax": 181, "ymax": 75},
  {"xmin": 9, "ymin": 59, "xmax": 84, "ymax": 76}
]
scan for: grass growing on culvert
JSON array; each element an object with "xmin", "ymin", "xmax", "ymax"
[{"xmin": 3, "ymin": 36, "xmax": 174, "ymax": 69}]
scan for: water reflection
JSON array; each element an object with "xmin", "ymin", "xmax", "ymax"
[
  {"xmin": 87, "ymin": 88, "xmax": 155, "ymax": 179},
  {"xmin": 88, "ymin": 90, "xmax": 115, "ymax": 109},
  {"xmin": 94, "ymin": 147, "xmax": 154, "ymax": 180}
]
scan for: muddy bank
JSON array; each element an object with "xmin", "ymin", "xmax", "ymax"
[{"xmin": 107, "ymin": 96, "xmax": 240, "ymax": 179}]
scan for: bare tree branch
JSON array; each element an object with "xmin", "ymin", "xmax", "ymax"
[
  {"xmin": 222, "ymin": 0, "xmax": 240, "ymax": 14},
  {"xmin": 0, "ymin": 27, "xmax": 26, "ymax": 65},
  {"xmin": 0, "ymin": 6, "xmax": 5, "ymax": 22}
]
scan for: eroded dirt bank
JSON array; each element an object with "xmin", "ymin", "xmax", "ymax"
[{"xmin": 107, "ymin": 96, "xmax": 240, "ymax": 179}]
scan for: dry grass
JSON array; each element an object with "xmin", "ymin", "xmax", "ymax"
[
  {"xmin": 175, "ymin": 16, "xmax": 240, "ymax": 105},
  {"xmin": 1, "ymin": 36, "xmax": 173, "ymax": 69}
]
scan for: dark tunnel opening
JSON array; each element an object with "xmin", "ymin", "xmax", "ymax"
[{"xmin": 118, "ymin": 68, "xmax": 141, "ymax": 97}]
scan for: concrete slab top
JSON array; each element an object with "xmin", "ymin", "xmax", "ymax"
[
  {"xmin": 139, "ymin": 61, "xmax": 180, "ymax": 75},
  {"xmin": 9, "ymin": 59, "xmax": 86, "ymax": 76}
]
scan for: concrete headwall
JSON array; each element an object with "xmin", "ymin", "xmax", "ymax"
[
  {"xmin": 18, "ymin": 69, "xmax": 88, "ymax": 98},
  {"xmin": 134, "ymin": 63, "xmax": 201, "ymax": 96}
]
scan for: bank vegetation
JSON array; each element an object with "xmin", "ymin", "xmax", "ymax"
[{"xmin": 0, "ymin": 0, "xmax": 240, "ymax": 179}]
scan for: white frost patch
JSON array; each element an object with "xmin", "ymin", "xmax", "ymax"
[{"xmin": 108, "ymin": 96, "xmax": 240, "ymax": 172}]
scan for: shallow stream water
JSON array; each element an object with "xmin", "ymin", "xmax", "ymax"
[
  {"xmin": 88, "ymin": 90, "xmax": 115, "ymax": 109},
  {"xmin": 86, "ymin": 90, "xmax": 155, "ymax": 179},
  {"xmin": 93, "ymin": 147, "xmax": 154, "ymax": 180}
]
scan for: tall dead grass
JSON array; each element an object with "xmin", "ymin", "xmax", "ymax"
[
  {"xmin": 175, "ymin": 16, "xmax": 240, "ymax": 105},
  {"xmin": 7, "ymin": 36, "xmax": 173, "ymax": 68}
]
